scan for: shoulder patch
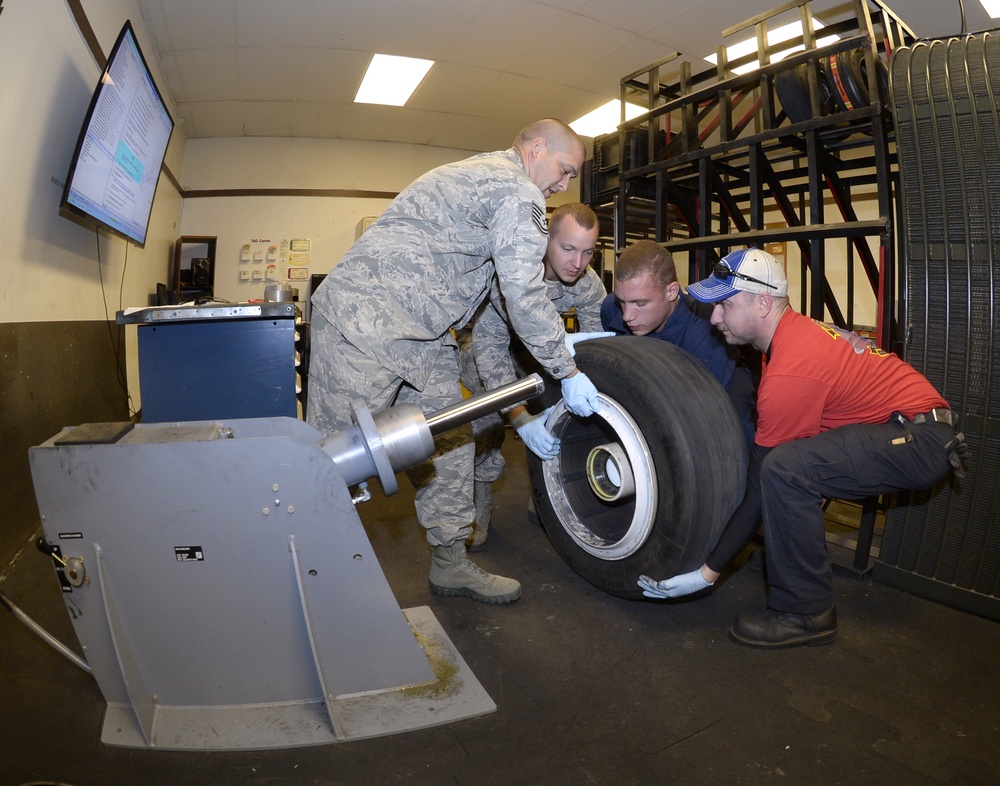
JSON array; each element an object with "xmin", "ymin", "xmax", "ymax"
[{"xmin": 531, "ymin": 202, "xmax": 548, "ymax": 236}]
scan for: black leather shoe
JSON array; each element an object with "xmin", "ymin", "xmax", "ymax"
[{"xmin": 729, "ymin": 606, "xmax": 837, "ymax": 649}]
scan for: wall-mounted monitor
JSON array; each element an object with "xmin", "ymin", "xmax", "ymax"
[{"xmin": 60, "ymin": 20, "xmax": 174, "ymax": 247}]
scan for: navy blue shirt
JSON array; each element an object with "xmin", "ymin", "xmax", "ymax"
[{"xmin": 601, "ymin": 292, "xmax": 735, "ymax": 389}]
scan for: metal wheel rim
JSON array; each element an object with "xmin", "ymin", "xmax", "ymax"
[{"xmin": 541, "ymin": 393, "xmax": 657, "ymax": 560}]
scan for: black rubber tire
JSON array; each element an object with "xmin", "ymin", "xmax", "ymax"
[
  {"xmin": 775, "ymin": 61, "xmax": 836, "ymax": 123},
  {"xmin": 826, "ymin": 49, "xmax": 889, "ymax": 112},
  {"xmin": 527, "ymin": 336, "xmax": 748, "ymax": 599}
]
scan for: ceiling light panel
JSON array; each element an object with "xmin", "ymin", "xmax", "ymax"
[
  {"xmin": 355, "ymin": 54, "xmax": 434, "ymax": 106},
  {"xmin": 570, "ymin": 100, "xmax": 649, "ymax": 139},
  {"xmin": 979, "ymin": 0, "xmax": 1000, "ymax": 17},
  {"xmin": 705, "ymin": 19, "xmax": 838, "ymax": 75}
]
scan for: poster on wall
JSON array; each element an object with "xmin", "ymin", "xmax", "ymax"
[
  {"xmin": 241, "ymin": 238, "xmax": 278, "ymax": 282},
  {"xmin": 241, "ymin": 238, "xmax": 311, "ymax": 285}
]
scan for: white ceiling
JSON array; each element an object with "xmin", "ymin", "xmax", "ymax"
[{"xmin": 135, "ymin": 0, "xmax": 993, "ymax": 152}]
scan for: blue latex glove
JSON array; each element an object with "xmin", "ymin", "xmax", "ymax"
[
  {"xmin": 565, "ymin": 331, "xmax": 615, "ymax": 357},
  {"xmin": 512, "ymin": 406, "xmax": 560, "ymax": 460},
  {"xmin": 561, "ymin": 371, "xmax": 601, "ymax": 417},
  {"xmin": 637, "ymin": 569, "xmax": 714, "ymax": 599}
]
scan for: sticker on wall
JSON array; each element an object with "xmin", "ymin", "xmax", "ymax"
[
  {"xmin": 239, "ymin": 269, "xmax": 251, "ymax": 281},
  {"xmin": 241, "ymin": 244, "xmax": 252, "ymax": 262},
  {"xmin": 285, "ymin": 237, "xmax": 311, "ymax": 281},
  {"xmin": 266, "ymin": 263, "xmax": 278, "ymax": 281},
  {"xmin": 252, "ymin": 269, "xmax": 264, "ymax": 281}
]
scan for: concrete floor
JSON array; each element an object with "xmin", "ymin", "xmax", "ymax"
[{"xmin": 2, "ymin": 436, "xmax": 999, "ymax": 786}]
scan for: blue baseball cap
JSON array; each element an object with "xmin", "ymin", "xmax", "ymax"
[{"xmin": 687, "ymin": 248, "xmax": 788, "ymax": 302}]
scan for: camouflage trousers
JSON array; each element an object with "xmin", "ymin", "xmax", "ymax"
[
  {"xmin": 307, "ymin": 312, "xmax": 474, "ymax": 547},
  {"xmin": 455, "ymin": 328, "xmax": 507, "ymax": 484}
]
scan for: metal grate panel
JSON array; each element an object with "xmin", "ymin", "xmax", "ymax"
[{"xmin": 878, "ymin": 33, "xmax": 1000, "ymax": 619}]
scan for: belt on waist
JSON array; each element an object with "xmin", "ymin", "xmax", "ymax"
[{"xmin": 895, "ymin": 408, "xmax": 957, "ymax": 428}]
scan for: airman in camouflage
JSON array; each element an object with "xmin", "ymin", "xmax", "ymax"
[
  {"xmin": 307, "ymin": 119, "xmax": 600, "ymax": 604},
  {"xmin": 460, "ymin": 203, "xmax": 609, "ymax": 550}
]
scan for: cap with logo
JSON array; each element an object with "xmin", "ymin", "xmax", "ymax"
[{"xmin": 687, "ymin": 248, "xmax": 789, "ymax": 302}]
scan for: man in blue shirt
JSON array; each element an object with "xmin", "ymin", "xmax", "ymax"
[{"xmin": 601, "ymin": 240, "xmax": 755, "ymax": 447}]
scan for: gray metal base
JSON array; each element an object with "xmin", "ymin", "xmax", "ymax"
[
  {"xmin": 29, "ymin": 417, "xmax": 496, "ymax": 751},
  {"xmin": 100, "ymin": 606, "xmax": 495, "ymax": 750}
]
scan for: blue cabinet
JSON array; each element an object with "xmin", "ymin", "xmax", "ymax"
[{"xmin": 120, "ymin": 303, "xmax": 300, "ymax": 422}]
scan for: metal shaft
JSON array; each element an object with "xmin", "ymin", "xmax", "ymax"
[
  {"xmin": 425, "ymin": 374, "xmax": 544, "ymax": 436},
  {"xmin": 321, "ymin": 372, "xmax": 544, "ymax": 494}
]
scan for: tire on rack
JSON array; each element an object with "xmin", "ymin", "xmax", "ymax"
[
  {"xmin": 775, "ymin": 61, "xmax": 835, "ymax": 123},
  {"xmin": 527, "ymin": 336, "xmax": 748, "ymax": 600},
  {"xmin": 825, "ymin": 48, "xmax": 889, "ymax": 113}
]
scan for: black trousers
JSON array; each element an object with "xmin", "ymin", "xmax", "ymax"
[{"xmin": 760, "ymin": 416, "xmax": 954, "ymax": 614}]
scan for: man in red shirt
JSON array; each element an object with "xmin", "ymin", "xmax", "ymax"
[{"xmin": 638, "ymin": 248, "xmax": 964, "ymax": 648}]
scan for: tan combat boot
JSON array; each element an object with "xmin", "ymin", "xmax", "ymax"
[
  {"xmin": 466, "ymin": 480, "xmax": 493, "ymax": 552},
  {"xmin": 429, "ymin": 541, "xmax": 521, "ymax": 604}
]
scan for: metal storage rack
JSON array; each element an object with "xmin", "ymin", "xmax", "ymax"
[{"xmin": 583, "ymin": 0, "xmax": 916, "ymax": 350}]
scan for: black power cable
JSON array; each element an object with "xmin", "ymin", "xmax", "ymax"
[{"xmin": 94, "ymin": 227, "xmax": 136, "ymax": 418}]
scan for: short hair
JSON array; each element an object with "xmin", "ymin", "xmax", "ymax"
[
  {"xmin": 549, "ymin": 202, "xmax": 598, "ymax": 236},
  {"xmin": 515, "ymin": 118, "xmax": 584, "ymax": 156},
  {"xmin": 614, "ymin": 240, "xmax": 677, "ymax": 288}
]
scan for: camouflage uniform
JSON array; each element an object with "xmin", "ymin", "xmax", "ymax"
[
  {"xmin": 473, "ymin": 270, "xmax": 606, "ymax": 390},
  {"xmin": 307, "ymin": 148, "xmax": 576, "ymax": 547},
  {"xmin": 466, "ymin": 271, "xmax": 607, "ymax": 483}
]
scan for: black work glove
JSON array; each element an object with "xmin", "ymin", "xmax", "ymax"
[{"xmin": 944, "ymin": 431, "xmax": 968, "ymax": 479}]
